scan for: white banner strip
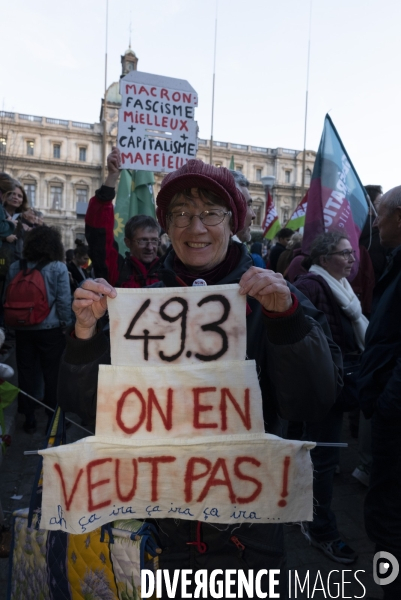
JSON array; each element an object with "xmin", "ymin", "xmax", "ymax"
[
  {"xmin": 39, "ymin": 433, "xmax": 315, "ymax": 534},
  {"xmin": 96, "ymin": 360, "xmax": 264, "ymax": 438}
]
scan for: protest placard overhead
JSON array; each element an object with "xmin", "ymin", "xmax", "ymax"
[{"xmin": 117, "ymin": 71, "xmax": 198, "ymax": 172}]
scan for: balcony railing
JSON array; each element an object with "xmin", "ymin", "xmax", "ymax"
[
  {"xmin": 251, "ymin": 146, "xmax": 268, "ymax": 153},
  {"xmin": 231, "ymin": 143, "xmax": 248, "ymax": 150},
  {"xmin": 72, "ymin": 121, "xmax": 93, "ymax": 129},
  {"xmin": 20, "ymin": 114, "xmax": 42, "ymax": 123},
  {"xmin": 46, "ymin": 118, "xmax": 68, "ymax": 126}
]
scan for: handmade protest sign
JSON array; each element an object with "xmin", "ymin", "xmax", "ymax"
[
  {"xmin": 40, "ymin": 284, "xmax": 315, "ymax": 533},
  {"xmin": 39, "ymin": 433, "xmax": 315, "ymax": 535},
  {"xmin": 96, "ymin": 361, "xmax": 264, "ymax": 438},
  {"xmin": 117, "ymin": 70, "xmax": 198, "ymax": 172},
  {"xmin": 107, "ymin": 284, "xmax": 247, "ymax": 367}
]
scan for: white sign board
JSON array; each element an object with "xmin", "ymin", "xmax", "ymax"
[
  {"xmin": 117, "ymin": 71, "xmax": 198, "ymax": 172},
  {"xmin": 95, "ymin": 361, "xmax": 264, "ymax": 438},
  {"xmin": 107, "ymin": 285, "xmax": 247, "ymax": 366},
  {"xmin": 39, "ymin": 434, "xmax": 314, "ymax": 535}
]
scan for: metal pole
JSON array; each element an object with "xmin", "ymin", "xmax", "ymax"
[
  {"xmin": 209, "ymin": 1, "xmax": 218, "ymax": 164},
  {"xmin": 300, "ymin": 0, "xmax": 313, "ymax": 199},
  {"xmin": 101, "ymin": 0, "xmax": 109, "ymax": 182},
  {"xmin": 24, "ymin": 442, "xmax": 348, "ymax": 456},
  {"xmin": 18, "ymin": 390, "xmax": 94, "ymax": 436}
]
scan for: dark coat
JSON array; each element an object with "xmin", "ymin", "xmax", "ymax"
[
  {"xmin": 359, "ymin": 246, "xmax": 401, "ymax": 556},
  {"xmin": 293, "ymin": 273, "xmax": 346, "ymax": 352},
  {"xmin": 269, "ymin": 242, "xmax": 286, "ymax": 272},
  {"xmin": 359, "ymin": 216, "xmax": 388, "ymax": 283},
  {"xmin": 359, "ymin": 245, "xmax": 401, "ymax": 419}
]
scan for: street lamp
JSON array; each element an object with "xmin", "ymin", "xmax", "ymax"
[{"xmin": 260, "ymin": 175, "xmax": 275, "ymax": 189}]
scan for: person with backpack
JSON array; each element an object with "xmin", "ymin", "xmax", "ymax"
[{"xmin": 4, "ymin": 226, "xmax": 71, "ymax": 433}]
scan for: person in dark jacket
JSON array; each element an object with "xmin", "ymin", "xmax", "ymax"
[
  {"xmin": 293, "ymin": 231, "xmax": 368, "ymax": 565},
  {"xmin": 85, "ymin": 147, "xmax": 161, "ymax": 288},
  {"xmin": 250, "ymin": 242, "xmax": 265, "ymax": 268},
  {"xmin": 67, "ymin": 239, "xmax": 90, "ymax": 292},
  {"xmin": 360, "ymin": 184, "xmax": 388, "ymax": 284},
  {"xmin": 359, "ymin": 186, "xmax": 401, "ymax": 600},
  {"xmin": 276, "ymin": 233, "xmax": 302, "ymax": 276},
  {"xmin": 268, "ymin": 228, "xmax": 293, "ymax": 272},
  {"xmin": 60, "ymin": 159, "xmax": 342, "ymax": 599}
]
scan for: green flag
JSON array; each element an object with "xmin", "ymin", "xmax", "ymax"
[
  {"xmin": 114, "ymin": 169, "xmax": 156, "ymax": 250},
  {"xmin": 286, "ymin": 193, "xmax": 308, "ymax": 231},
  {"xmin": 229, "ymin": 155, "xmax": 235, "ymax": 170}
]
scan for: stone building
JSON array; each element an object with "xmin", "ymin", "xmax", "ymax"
[{"xmin": 0, "ymin": 47, "xmax": 314, "ymax": 247}]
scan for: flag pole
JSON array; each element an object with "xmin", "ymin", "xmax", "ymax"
[
  {"xmin": 101, "ymin": 0, "xmax": 109, "ymax": 182},
  {"xmin": 300, "ymin": 0, "xmax": 313, "ymax": 199},
  {"xmin": 209, "ymin": 0, "xmax": 218, "ymax": 165},
  {"xmin": 18, "ymin": 390, "xmax": 94, "ymax": 435}
]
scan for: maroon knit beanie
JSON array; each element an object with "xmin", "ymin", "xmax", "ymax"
[{"xmin": 156, "ymin": 160, "xmax": 247, "ymax": 233}]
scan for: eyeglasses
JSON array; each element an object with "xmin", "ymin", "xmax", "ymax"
[
  {"xmin": 327, "ymin": 249, "xmax": 356, "ymax": 259},
  {"xmin": 168, "ymin": 209, "xmax": 231, "ymax": 228},
  {"xmin": 133, "ymin": 238, "xmax": 161, "ymax": 247}
]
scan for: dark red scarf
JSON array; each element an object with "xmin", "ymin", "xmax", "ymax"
[{"xmin": 172, "ymin": 243, "xmax": 242, "ymax": 286}]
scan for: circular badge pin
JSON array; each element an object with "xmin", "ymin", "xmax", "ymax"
[{"xmin": 192, "ymin": 278, "xmax": 207, "ymax": 286}]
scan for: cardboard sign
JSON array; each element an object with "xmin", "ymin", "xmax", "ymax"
[
  {"xmin": 39, "ymin": 434, "xmax": 315, "ymax": 535},
  {"xmin": 117, "ymin": 71, "xmax": 198, "ymax": 172},
  {"xmin": 108, "ymin": 285, "xmax": 247, "ymax": 367},
  {"xmin": 95, "ymin": 361, "xmax": 264, "ymax": 438}
]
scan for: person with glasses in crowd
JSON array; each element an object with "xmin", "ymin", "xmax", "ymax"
[
  {"xmin": 293, "ymin": 231, "xmax": 369, "ymax": 565},
  {"xmin": 85, "ymin": 147, "xmax": 161, "ymax": 288},
  {"xmin": 59, "ymin": 158, "xmax": 342, "ymax": 598}
]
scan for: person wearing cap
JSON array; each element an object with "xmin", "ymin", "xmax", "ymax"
[{"xmin": 59, "ymin": 158, "xmax": 341, "ymax": 599}]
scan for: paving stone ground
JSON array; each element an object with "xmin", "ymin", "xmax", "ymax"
[{"xmin": 0, "ymin": 343, "xmax": 383, "ymax": 599}]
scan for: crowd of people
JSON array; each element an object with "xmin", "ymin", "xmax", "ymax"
[{"xmin": 1, "ymin": 152, "xmax": 400, "ymax": 599}]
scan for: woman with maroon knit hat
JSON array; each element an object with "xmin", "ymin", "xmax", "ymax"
[{"xmin": 60, "ymin": 157, "xmax": 341, "ymax": 599}]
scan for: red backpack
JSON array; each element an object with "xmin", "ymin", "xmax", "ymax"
[{"xmin": 4, "ymin": 260, "xmax": 51, "ymax": 327}]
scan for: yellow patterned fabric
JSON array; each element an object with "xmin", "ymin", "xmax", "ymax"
[{"xmin": 68, "ymin": 529, "xmax": 119, "ymax": 600}]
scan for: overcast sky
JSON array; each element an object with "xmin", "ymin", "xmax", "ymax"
[{"xmin": 2, "ymin": 0, "xmax": 400, "ymax": 191}]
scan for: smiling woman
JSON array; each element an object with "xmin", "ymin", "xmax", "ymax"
[{"xmin": 166, "ymin": 189, "xmax": 233, "ymax": 273}]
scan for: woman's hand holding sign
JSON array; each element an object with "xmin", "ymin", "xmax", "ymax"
[
  {"xmin": 239, "ymin": 267, "xmax": 292, "ymax": 313},
  {"xmin": 73, "ymin": 278, "xmax": 117, "ymax": 339}
]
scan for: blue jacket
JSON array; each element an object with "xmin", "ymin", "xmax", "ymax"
[
  {"xmin": 5, "ymin": 260, "xmax": 72, "ymax": 330},
  {"xmin": 0, "ymin": 204, "xmax": 15, "ymax": 246}
]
